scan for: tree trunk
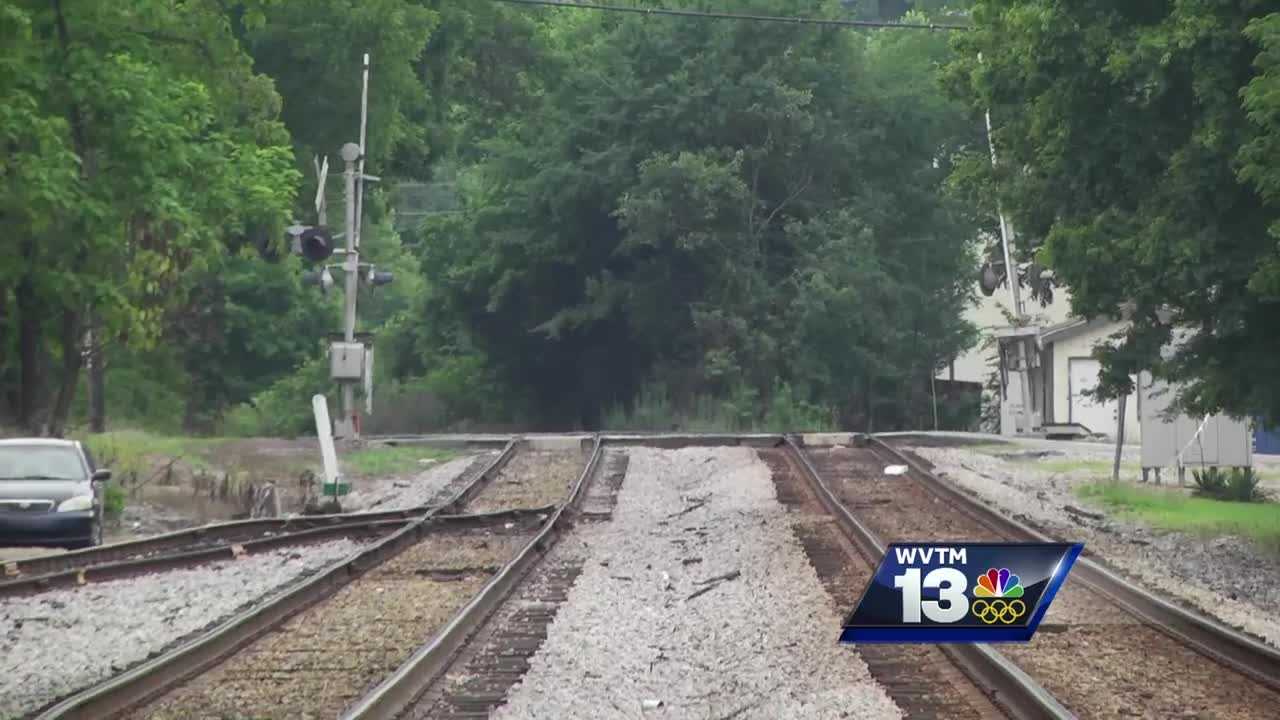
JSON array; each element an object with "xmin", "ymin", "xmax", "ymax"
[
  {"xmin": 0, "ymin": 286, "xmax": 8, "ymax": 422},
  {"xmin": 17, "ymin": 273, "xmax": 42, "ymax": 432},
  {"xmin": 46, "ymin": 306, "xmax": 84, "ymax": 438},
  {"xmin": 865, "ymin": 376, "xmax": 875, "ymax": 434},
  {"xmin": 87, "ymin": 320, "xmax": 105, "ymax": 432},
  {"xmin": 183, "ymin": 390, "xmax": 201, "ymax": 435},
  {"xmin": 0, "ymin": 285, "xmax": 7, "ymax": 387}
]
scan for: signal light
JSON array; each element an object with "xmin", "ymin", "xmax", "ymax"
[
  {"xmin": 287, "ymin": 224, "xmax": 334, "ymax": 262},
  {"xmin": 302, "ymin": 268, "xmax": 335, "ymax": 294},
  {"xmin": 366, "ymin": 269, "xmax": 394, "ymax": 287},
  {"xmin": 979, "ymin": 262, "xmax": 1005, "ymax": 297}
]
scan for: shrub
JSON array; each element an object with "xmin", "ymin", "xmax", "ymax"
[
  {"xmin": 1225, "ymin": 467, "xmax": 1266, "ymax": 503},
  {"xmin": 1191, "ymin": 467, "xmax": 1228, "ymax": 498},
  {"xmin": 103, "ymin": 483, "xmax": 126, "ymax": 517},
  {"xmin": 605, "ymin": 379, "xmax": 837, "ymax": 432},
  {"xmin": 762, "ymin": 381, "xmax": 836, "ymax": 432},
  {"xmin": 1191, "ymin": 467, "xmax": 1267, "ymax": 503}
]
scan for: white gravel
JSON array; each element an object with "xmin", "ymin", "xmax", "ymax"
[
  {"xmin": 495, "ymin": 447, "xmax": 902, "ymax": 720},
  {"xmin": 0, "ymin": 538, "xmax": 365, "ymax": 718},
  {"xmin": 913, "ymin": 445, "xmax": 1280, "ymax": 648},
  {"xmin": 339, "ymin": 453, "xmax": 493, "ymax": 512}
]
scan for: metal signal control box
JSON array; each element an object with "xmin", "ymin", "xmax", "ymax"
[{"xmin": 329, "ymin": 342, "xmax": 366, "ymax": 381}]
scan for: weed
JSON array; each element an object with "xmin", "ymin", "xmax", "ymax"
[
  {"xmin": 1191, "ymin": 467, "xmax": 1229, "ymax": 498},
  {"xmin": 103, "ymin": 483, "xmax": 126, "ymax": 517},
  {"xmin": 1225, "ymin": 467, "xmax": 1266, "ymax": 503},
  {"xmin": 79, "ymin": 430, "xmax": 226, "ymax": 479},
  {"xmin": 1190, "ymin": 467, "xmax": 1266, "ymax": 503},
  {"xmin": 604, "ymin": 380, "xmax": 836, "ymax": 432},
  {"xmin": 1077, "ymin": 482, "xmax": 1280, "ymax": 552},
  {"xmin": 343, "ymin": 446, "xmax": 456, "ymax": 477}
]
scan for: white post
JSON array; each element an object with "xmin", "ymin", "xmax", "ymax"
[
  {"xmin": 313, "ymin": 394, "xmax": 341, "ymax": 492},
  {"xmin": 339, "ymin": 142, "xmax": 361, "ymax": 438},
  {"xmin": 354, "ymin": 53, "xmax": 370, "ymax": 250}
]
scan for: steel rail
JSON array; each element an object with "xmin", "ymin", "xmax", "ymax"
[
  {"xmin": 0, "ymin": 519, "xmax": 410, "ymax": 598},
  {"xmin": 342, "ymin": 434, "xmax": 604, "ymax": 720},
  {"xmin": 34, "ymin": 438, "xmax": 522, "ymax": 720},
  {"xmin": 868, "ymin": 435, "xmax": 1280, "ymax": 694},
  {"xmin": 365, "ymin": 434, "xmax": 515, "ymax": 450},
  {"xmin": 785, "ymin": 436, "xmax": 1074, "ymax": 720},
  {"xmin": 600, "ymin": 432, "xmax": 785, "ymax": 448},
  {"xmin": 1, "ymin": 507, "xmax": 439, "ymax": 581}
]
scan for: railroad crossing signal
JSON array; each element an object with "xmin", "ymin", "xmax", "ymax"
[{"xmin": 287, "ymin": 224, "xmax": 335, "ymax": 263}]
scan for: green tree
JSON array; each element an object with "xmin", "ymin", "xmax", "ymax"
[
  {"xmin": 946, "ymin": 2, "xmax": 1280, "ymax": 421},
  {"xmin": 241, "ymin": 0, "xmax": 439, "ymax": 178},
  {"xmin": 0, "ymin": 0, "xmax": 298, "ymax": 435},
  {"xmin": 409, "ymin": 0, "xmax": 978, "ymax": 428}
]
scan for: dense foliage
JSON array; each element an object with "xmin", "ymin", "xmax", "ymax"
[
  {"xmin": 3, "ymin": 0, "xmax": 980, "ymax": 435},
  {"xmin": 393, "ymin": 1, "xmax": 981, "ymax": 430},
  {"xmin": 947, "ymin": 1, "xmax": 1280, "ymax": 422}
]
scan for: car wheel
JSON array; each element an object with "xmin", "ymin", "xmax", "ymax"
[{"xmin": 90, "ymin": 515, "xmax": 104, "ymax": 547}]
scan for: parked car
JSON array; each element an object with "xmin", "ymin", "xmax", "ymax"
[{"xmin": 0, "ymin": 438, "xmax": 109, "ymax": 549}]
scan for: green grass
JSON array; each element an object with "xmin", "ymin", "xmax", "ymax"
[
  {"xmin": 102, "ymin": 483, "xmax": 126, "ymax": 517},
  {"xmin": 1077, "ymin": 482, "xmax": 1280, "ymax": 552},
  {"xmin": 1001, "ymin": 456, "xmax": 1142, "ymax": 477},
  {"xmin": 78, "ymin": 430, "xmax": 228, "ymax": 476},
  {"xmin": 342, "ymin": 446, "xmax": 457, "ymax": 477},
  {"xmin": 73, "ymin": 430, "xmax": 231, "ymax": 519}
]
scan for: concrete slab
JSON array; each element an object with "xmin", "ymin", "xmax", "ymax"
[
  {"xmin": 525, "ymin": 435, "xmax": 594, "ymax": 452},
  {"xmin": 800, "ymin": 432, "xmax": 857, "ymax": 447}
]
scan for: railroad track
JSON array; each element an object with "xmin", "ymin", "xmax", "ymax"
[
  {"xmin": 797, "ymin": 435, "xmax": 1280, "ymax": 720},
  {"xmin": 760, "ymin": 445, "xmax": 1050, "ymax": 719},
  {"xmin": 21, "ymin": 432, "xmax": 1280, "ymax": 720},
  {"xmin": 1, "ymin": 509, "xmax": 424, "ymax": 581},
  {"xmin": 30, "ymin": 437, "xmax": 595, "ymax": 720},
  {"xmin": 0, "ymin": 513, "xmax": 419, "ymax": 598},
  {"xmin": 341, "ymin": 434, "xmax": 886, "ymax": 720},
  {"xmin": 1, "ymin": 447, "xmax": 509, "ymax": 598},
  {"xmin": 347, "ymin": 448, "xmax": 624, "ymax": 720}
]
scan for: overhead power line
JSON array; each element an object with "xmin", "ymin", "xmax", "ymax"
[{"xmin": 488, "ymin": 0, "xmax": 971, "ymax": 31}]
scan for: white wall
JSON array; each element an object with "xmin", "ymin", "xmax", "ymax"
[
  {"xmin": 944, "ymin": 287, "xmax": 1074, "ymax": 384},
  {"xmin": 1050, "ymin": 321, "xmax": 1140, "ymax": 441}
]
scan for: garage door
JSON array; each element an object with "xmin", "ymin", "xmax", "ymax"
[{"xmin": 1069, "ymin": 358, "xmax": 1116, "ymax": 436}]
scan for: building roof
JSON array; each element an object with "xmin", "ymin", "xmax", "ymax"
[{"xmin": 1040, "ymin": 315, "xmax": 1134, "ymax": 345}]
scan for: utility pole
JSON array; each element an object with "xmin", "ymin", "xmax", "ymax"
[
  {"xmin": 983, "ymin": 82, "xmax": 1035, "ymax": 434},
  {"xmin": 297, "ymin": 53, "xmax": 392, "ymax": 445},
  {"xmin": 335, "ymin": 141, "xmax": 362, "ymax": 439},
  {"xmin": 985, "ymin": 109, "xmax": 1024, "ymax": 320}
]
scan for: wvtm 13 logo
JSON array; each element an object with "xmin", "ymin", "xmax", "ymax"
[{"xmin": 840, "ymin": 542, "xmax": 1083, "ymax": 643}]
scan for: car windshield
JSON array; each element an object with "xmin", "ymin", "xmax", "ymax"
[{"xmin": 0, "ymin": 446, "xmax": 85, "ymax": 481}]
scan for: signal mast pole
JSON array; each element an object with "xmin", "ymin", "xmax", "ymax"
[
  {"xmin": 339, "ymin": 141, "xmax": 360, "ymax": 437},
  {"xmin": 330, "ymin": 53, "xmax": 379, "ymax": 441}
]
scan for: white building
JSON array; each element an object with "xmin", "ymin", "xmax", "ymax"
[
  {"xmin": 943, "ymin": 285, "xmax": 1140, "ymax": 440},
  {"xmin": 1037, "ymin": 317, "xmax": 1140, "ymax": 441}
]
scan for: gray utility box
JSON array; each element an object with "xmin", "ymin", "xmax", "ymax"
[
  {"xmin": 1138, "ymin": 372, "xmax": 1251, "ymax": 470},
  {"xmin": 330, "ymin": 342, "xmax": 366, "ymax": 381}
]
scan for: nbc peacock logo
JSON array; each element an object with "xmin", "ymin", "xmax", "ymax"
[{"xmin": 971, "ymin": 568, "xmax": 1027, "ymax": 625}]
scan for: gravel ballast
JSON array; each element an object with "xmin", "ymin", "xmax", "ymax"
[
  {"xmin": 138, "ymin": 527, "xmax": 536, "ymax": 719},
  {"xmin": 911, "ymin": 445, "xmax": 1280, "ymax": 648},
  {"xmin": 464, "ymin": 450, "xmax": 585, "ymax": 513},
  {"xmin": 0, "ymin": 538, "xmax": 365, "ymax": 718},
  {"xmin": 495, "ymin": 447, "xmax": 902, "ymax": 720},
  {"xmin": 339, "ymin": 453, "xmax": 493, "ymax": 511}
]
